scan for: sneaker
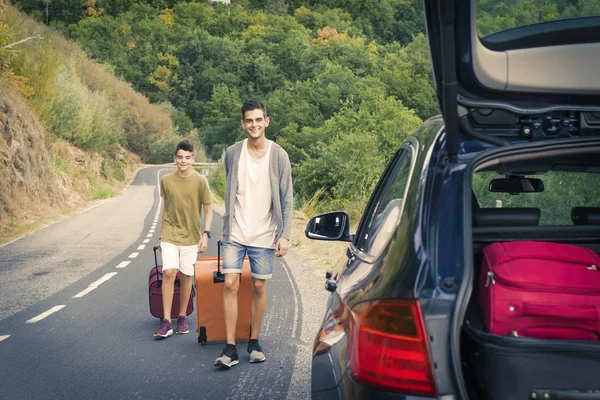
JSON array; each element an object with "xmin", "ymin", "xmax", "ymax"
[
  {"xmin": 214, "ymin": 344, "xmax": 239, "ymax": 368},
  {"xmin": 247, "ymin": 340, "xmax": 266, "ymax": 363},
  {"xmin": 176, "ymin": 316, "xmax": 189, "ymax": 334},
  {"xmin": 154, "ymin": 319, "xmax": 173, "ymax": 338}
]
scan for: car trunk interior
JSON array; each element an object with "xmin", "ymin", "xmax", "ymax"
[{"xmin": 459, "ymin": 149, "xmax": 600, "ymax": 400}]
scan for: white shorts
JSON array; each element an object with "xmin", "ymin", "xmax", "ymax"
[{"xmin": 160, "ymin": 241, "xmax": 197, "ymax": 276}]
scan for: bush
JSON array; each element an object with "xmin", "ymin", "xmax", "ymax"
[
  {"xmin": 93, "ymin": 183, "xmax": 115, "ymax": 199},
  {"xmin": 145, "ymin": 134, "xmax": 206, "ymax": 164},
  {"xmin": 39, "ymin": 63, "xmax": 125, "ymax": 151},
  {"xmin": 209, "ymin": 156, "xmax": 226, "ymax": 199}
]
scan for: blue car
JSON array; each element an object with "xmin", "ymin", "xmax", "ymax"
[{"xmin": 306, "ymin": 1, "xmax": 600, "ymax": 399}]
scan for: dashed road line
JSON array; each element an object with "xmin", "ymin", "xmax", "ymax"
[
  {"xmin": 89, "ymin": 272, "xmax": 118, "ymax": 288},
  {"xmin": 3, "ymin": 170, "xmax": 168, "ymax": 332},
  {"xmin": 0, "ymin": 335, "xmax": 10, "ymax": 342},
  {"xmin": 26, "ymin": 305, "xmax": 66, "ymax": 324},
  {"xmin": 116, "ymin": 261, "xmax": 131, "ymax": 269},
  {"xmin": 73, "ymin": 272, "xmax": 118, "ymax": 298},
  {"xmin": 73, "ymin": 287, "xmax": 96, "ymax": 298}
]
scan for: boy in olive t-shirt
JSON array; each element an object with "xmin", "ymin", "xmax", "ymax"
[{"xmin": 154, "ymin": 140, "xmax": 213, "ymax": 338}]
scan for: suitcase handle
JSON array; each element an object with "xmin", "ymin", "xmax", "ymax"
[
  {"xmin": 217, "ymin": 240, "xmax": 222, "ymax": 272},
  {"xmin": 214, "ymin": 240, "xmax": 225, "ymax": 283},
  {"xmin": 523, "ymin": 302, "xmax": 597, "ymax": 322},
  {"xmin": 153, "ymin": 246, "xmax": 161, "ymax": 285}
]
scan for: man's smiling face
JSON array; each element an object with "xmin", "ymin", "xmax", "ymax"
[{"xmin": 241, "ymin": 108, "xmax": 270, "ymax": 140}]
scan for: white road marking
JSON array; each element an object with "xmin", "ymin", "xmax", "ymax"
[
  {"xmin": 73, "ymin": 287, "xmax": 96, "ymax": 298},
  {"xmin": 116, "ymin": 261, "xmax": 131, "ymax": 269},
  {"xmin": 149, "ymin": 229, "xmax": 155, "ymax": 233},
  {"xmin": 73, "ymin": 272, "xmax": 119, "ymax": 298},
  {"xmin": 26, "ymin": 305, "xmax": 66, "ymax": 323},
  {"xmin": 137, "ymin": 245, "xmax": 145, "ymax": 250},
  {"xmin": 146, "ymin": 234, "xmax": 152, "ymax": 238},
  {"xmin": 129, "ymin": 252, "xmax": 139, "ymax": 258},
  {"xmin": 281, "ymin": 261, "xmax": 300, "ymax": 339},
  {"xmin": 78, "ymin": 202, "xmax": 105, "ymax": 214},
  {"xmin": 89, "ymin": 272, "xmax": 118, "ymax": 288},
  {"xmin": 0, "ymin": 236, "xmax": 24, "ymax": 248},
  {"xmin": 0, "ymin": 335, "xmax": 10, "ymax": 342},
  {"xmin": 143, "ymin": 239, "xmax": 150, "ymax": 244}
]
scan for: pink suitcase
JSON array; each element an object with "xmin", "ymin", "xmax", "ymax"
[
  {"xmin": 149, "ymin": 246, "xmax": 194, "ymax": 319},
  {"xmin": 479, "ymin": 241, "xmax": 600, "ymax": 340}
]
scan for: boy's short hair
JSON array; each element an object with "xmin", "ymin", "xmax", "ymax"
[
  {"xmin": 175, "ymin": 140, "xmax": 194, "ymax": 155},
  {"xmin": 241, "ymin": 100, "xmax": 267, "ymax": 119}
]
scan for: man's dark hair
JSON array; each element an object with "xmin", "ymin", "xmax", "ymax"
[
  {"xmin": 241, "ymin": 100, "xmax": 267, "ymax": 119},
  {"xmin": 175, "ymin": 140, "xmax": 194, "ymax": 155}
]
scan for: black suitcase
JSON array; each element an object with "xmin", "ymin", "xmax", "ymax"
[{"xmin": 463, "ymin": 302, "xmax": 600, "ymax": 400}]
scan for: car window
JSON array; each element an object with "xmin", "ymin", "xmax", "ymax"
[
  {"xmin": 473, "ymin": 170, "xmax": 600, "ymax": 225},
  {"xmin": 355, "ymin": 145, "xmax": 415, "ymax": 257},
  {"xmin": 476, "ymin": 0, "xmax": 600, "ymax": 38}
]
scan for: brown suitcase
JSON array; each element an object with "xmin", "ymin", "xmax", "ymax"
[{"xmin": 195, "ymin": 241, "xmax": 253, "ymax": 344}]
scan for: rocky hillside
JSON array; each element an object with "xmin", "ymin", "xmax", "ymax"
[{"xmin": 0, "ymin": 86, "xmax": 140, "ymax": 243}]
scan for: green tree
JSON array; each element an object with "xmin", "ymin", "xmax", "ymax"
[
  {"xmin": 376, "ymin": 33, "xmax": 439, "ymax": 119},
  {"xmin": 199, "ymin": 83, "xmax": 242, "ymax": 159}
]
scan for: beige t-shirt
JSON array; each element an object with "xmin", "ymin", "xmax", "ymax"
[
  {"xmin": 231, "ymin": 139, "xmax": 276, "ymax": 248},
  {"xmin": 160, "ymin": 171, "xmax": 211, "ymax": 246}
]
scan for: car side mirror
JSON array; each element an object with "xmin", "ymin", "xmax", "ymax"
[{"xmin": 305, "ymin": 211, "xmax": 353, "ymax": 242}]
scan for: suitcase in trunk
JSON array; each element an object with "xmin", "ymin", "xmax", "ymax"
[
  {"xmin": 195, "ymin": 241, "xmax": 253, "ymax": 344},
  {"xmin": 479, "ymin": 241, "xmax": 600, "ymax": 340},
  {"xmin": 148, "ymin": 246, "xmax": 195, "ymax": 319},
  {"xmin": 464, "ymin": 302, "xmax": 600, "ymax": 400}
]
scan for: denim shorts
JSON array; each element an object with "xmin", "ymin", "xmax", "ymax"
[{"xmin": 222, "ymin": 241, "xmax": 275, "ymax": 280}]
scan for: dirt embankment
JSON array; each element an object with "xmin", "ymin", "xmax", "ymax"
[{"xmin": 0, "ymin": 87, "xmax": 140, "ymax": 243}]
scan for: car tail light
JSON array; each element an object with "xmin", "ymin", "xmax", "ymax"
[{"xmin": 348, "ymin": 299, "xmax": 438, "ymax": 397}]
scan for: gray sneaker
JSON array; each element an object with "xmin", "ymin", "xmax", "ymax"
[
  {"xmin": 247, "ymin": 340, "xmax": 266, "ymax": 363},
  {"xmin": 214, "ymin": 344, "xmax": 239, "ymax": 368},
  {"xmin": 154, "ymin": 319, "xmax": 173, "ymax": 338},
  {"xmin": 176, "ymin": 316, "xmax": 189, "ymax": 334}
]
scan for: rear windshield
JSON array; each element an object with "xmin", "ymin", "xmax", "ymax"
[
  {"xmin": 477, "ymin": 0, "xmax": 600, "ymax": 37},
  {"xmin": 473, "ymin": 171, "xmax": 600, "ymax": 225}
]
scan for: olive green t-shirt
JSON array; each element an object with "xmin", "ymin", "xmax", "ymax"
[{"xmin": 160, "ymin": 171, "xmax": 212, "ymax": 246}]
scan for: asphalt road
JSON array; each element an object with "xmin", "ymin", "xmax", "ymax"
[{"xmin": 0, "ymin": 166, "xmax": 307, "ymax": 400}]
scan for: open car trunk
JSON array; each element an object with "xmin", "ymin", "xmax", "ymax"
[
  {"xmin": 462, "ymin": 233, "xmax": 600, "ymax": 400},
  {"xmin": 458, "ymin": 145, "xmax": 600, "ymax": 400}
]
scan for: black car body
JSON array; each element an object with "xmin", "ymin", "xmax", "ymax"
[{"xmin": 307, "ymin": 1, "xmax": 600, "ymax": 399}]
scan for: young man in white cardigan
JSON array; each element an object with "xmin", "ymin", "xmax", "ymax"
[{"xmin": 214, "ymin": 100, "xmax": 293, "ymax": 368}]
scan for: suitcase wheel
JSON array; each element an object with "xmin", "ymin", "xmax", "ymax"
[{"xmin": 198, "ymin": 326, "xmax": 207, "ymax": 345}]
